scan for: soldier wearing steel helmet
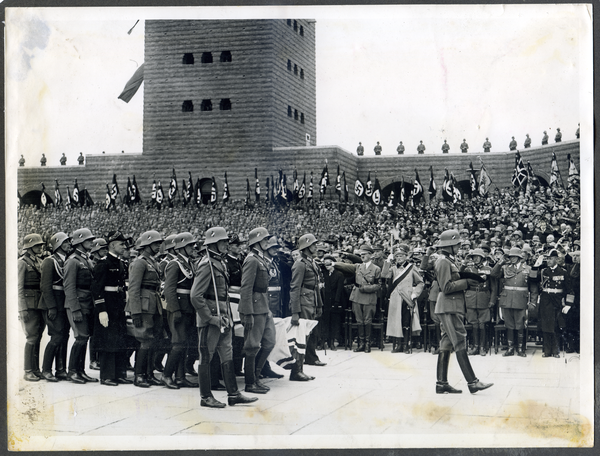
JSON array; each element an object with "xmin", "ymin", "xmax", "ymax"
[
  {"xmin": 161, "ymin": 232, "xmax": 199, "ymax": 389},
  {"xmin": 434, "ymin": 229, "xmax": 493, "ymax": 394},
  {"xmin": 64, "ymin": 228, "xmax": 99, "ymax": 384},
  {"xmin": 191, "ymin": 227, "xmax": 258, "ymax": 408},
  {"xmin": 18, "ymin": 233, "xmax": 46, "ymax": 381},
  {"xmin": 39, "ymin": 232, "xmax": 72, "ymax": 382},
  {"xmin": 91, "ymin": 231, "xmax": 131, "ymax": 386},
  {"xmin": 155, "ymin": 233, "xmax": 178, "ymax": 376},
  {"xmin": 239, "ymin": 227, "xmax": 277, "ymax": 394},
  {"xmin": 460, "ymin": 248, "xmax": 497, "ymax": 356},
  {"xmin": 88, "ymin": 237, "xmax": 108, "ymax": 370},
  {"xmin": 125, "ymin": 230, "xmax": 164, "ymax": 388},
  {"xmin": 289, "ymin": 233, "xmax": 325, "ymax": 381},
  {"xmin": 490, "ymin": 246, "xmax": 536, "ymax": 357}
]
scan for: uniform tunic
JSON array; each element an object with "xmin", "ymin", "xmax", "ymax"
[
  {"xmin": 381, "ymin": 261, "xmax": 424, "ymax": 337},
  {"xmin": 18, "ymin": 252, "xmax": 45, "ymax": 344},
  {"xmin": 539, "ymin": 265, "xmax": 569, "ymax": 334},
  {"xmin": 40, "ymin": 252, "xmax": 68, "ymax": 346},
  {"xmin": 64, "ymin": 249, "xmax": 94, "ymax": 339},
  {"xmin": 163, "ymin": 253, "xmax": 195, "ymax": 345},
  {"xmin": 491, "ymin": 260, "xmax": 533, "ymax": 330},
  {"xmin": 461, "ymin": 262, "xmax": 497, "ymax": 325}
]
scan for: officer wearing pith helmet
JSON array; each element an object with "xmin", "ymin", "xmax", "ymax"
[
  {"xmin": 39, "ymin": 232, "xmax": 72, "ymax": 382},
  {"xmin": 126, "ymin": 230, "xmax": 164, "ymax": 388},
  {"xmin": 289, "ymin": 233, "xmax": 325, "ymax": 381},
  {"xmin": 18, "ymin": 234, "xmax": 46, "ymax": 381},
  {"xmin": 64, "ymin": 228, "xmax": 98, "ymax": 384},
  {"xmin": 434, "ymin": 229, "xmax": 493, "ymax": 394},
  {"xmin": 162, "ymin": 232, "xmax": 199, "ymax": 389},
  {"xmin": 239, "ymin": 227, "xmax": 277, "ymax": 394},
  {"xmin": 191, "ymin": 227, "xmax": 257, "ymax": 408}
]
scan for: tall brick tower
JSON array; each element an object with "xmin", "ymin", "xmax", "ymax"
[{"xmin": 143, "ymin": 19, "xmax": 317, "ymax": 176}]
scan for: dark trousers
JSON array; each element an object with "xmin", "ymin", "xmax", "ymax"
[
  {"xmin": 438, "ymin": 313, "xmax": 468, "ymax": 352},
  {"xmin": 99, "ymin": 351, "xmax": 128, "ymax": 380},
  {"xmin": 300, "ymin": 306, "xmax": 320, "ymax": 364},
  {"xmin": 320, "ymin": 309, "xmax": 342, "ymax": 343}
]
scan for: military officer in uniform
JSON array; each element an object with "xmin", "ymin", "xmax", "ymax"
[
  {"xmin": 126, "ymin": 230, "xmax": 164, "ymax": 388},
  {"xmin": 88, "ymin": 237, "xmax": 107, "ymax": 370},
  {"xmin": 191, "ymin": 227, "xmax": 257, "ymax": 408},
  {"xmin": 482, "ymin": 138, "xmax": 492, "ymax": 153},
  {"xmin": 491, "ymin": 247, "xmax": 536, "ymax": 357},
  {"xmin": 434, "ymin": 230, "xmax": 493, "ymax": 394},
  {"xmin": 538, "ymin": 249, "xmax": 570, "ymax": 358},
  {"xmin": 555, "ymin": 128, "xmax": 562, "ymax": 143},
  {"xmin": 460, "ymin": 139, "xmax": 469, "ymax": 153},
  {"xmin": 18, "ymin": 234, "xmax": 46, "ymax": 381},
  {"xmin": 39, "ymin": 232, "xmax": 71, "ymax": 381},
  {"xmin": 441, "ymin": 140, "xmax": 449, "ymax": 154},
  {"xmin": 509, "ymin": 137, "xmax": 517, "ymax": 151},
  {"xmin": 461, "ymin": 249, "xmax": 497, "ymax": 356},
  {"xmin": 161, "ymin": 232, "xmax": 198, "ymax": 389},
  {"xmin": 417, "ymin": 141, "xmax": 426, "ymax": 154},
  {"xmin": 396, "ymin": 141, "xmax": 405, "ymax": 155},
  {"xmin": 541, "ymin": 131, "xmax": 549, "ymax": 145},
  {"xmin": 524, "ymin": 134, "xmax": 531, "ymax": 148},
  {"xmin": 64, "ymin": 228, "xmax": 98, "ymax": 383},
  {"xmin": 224, "ymin": 234, "xmax": 245, "ymax": 377},
  {"xmin": 156, "ymin": 233, "xmax": 179, "ymax": 374},
  {"xmin": 91, "ymin": 231, "xmax": 131, "ymax": 386},
  {"xmin": 374, "ymin": 142, "xmax": 382, "ymax": 155},
  {"xmin": 239, "ymin": 227, "xmax": 277, "ymax": 394},
  {"xmin": 356, "ymin": 142, "xmax": 364, "ymax": 156},
  {"xmin": 289, "ymin": 233, "xmax": 325, "ymax": 380}
]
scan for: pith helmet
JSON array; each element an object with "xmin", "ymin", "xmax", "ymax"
[
  {"xmin": 248, "ymin": 227, "xmax": 270, "ymax": 246},
  {"xmin": 204, "ymin": 227, "xmax": 229, "ymax": 245},
  {"xmin": 297, "ymin": 233, "xmax": 318, "ymax": 251},
  {"xmin": 175, "ymin": 232, "xmax": 197, "ymax": 250},
  {"xmin": 437, "ymin": 229, "xmax": 462, "ymax": 247},
  {"xmin": 23, "ymin": 233, "xmax": 44, "ymax": 250},
  {"xmin": 49, "ymin": 232, "xmax": 69, "ymax": 252},
  {"xmin": 138, "ymin": 230, "xmax": 163, "ymax": 247},
  {"xmin": 90, "ymin": 238, "xmax": 107, "ymax": 254},
  {"xmin": 71, "ymin": 228, "xmax": 95, "ymax": 246},
  {"xmin": 163, "ymin": 234, "xmax": 178, "ymax": 251}
]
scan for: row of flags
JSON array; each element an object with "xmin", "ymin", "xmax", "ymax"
[{"xmin": 26, "ymin": 152, "xmax": 579, "ymax": 211}]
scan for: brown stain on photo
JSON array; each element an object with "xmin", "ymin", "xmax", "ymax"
[{"xmin": 412, "ymin": 402, "xmax": 452, "ymax": 423}]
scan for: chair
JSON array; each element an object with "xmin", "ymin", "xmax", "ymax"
[
  {"xmin": 425, "ymin": 323, "xmax": 438, "ymax": 352},
  {"xmin": 494, "ymin": 324, "xmax": 506, "ymax": 354},
  {"xmin": 344, "ymin": 305, "xmax": 385, "ymax": 351}
]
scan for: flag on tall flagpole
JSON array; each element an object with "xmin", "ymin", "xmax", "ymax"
[
  {"xmin": 110, "ymin": 174, "xmax": 119, "ymax": 205},
  {"xmin": 365, "ymin": 172, "xmax": 373, "ymax": 199},
  {"xmin": 65, "ymin": 186, "xmax": 72, "ymax": 208},
  {"xmin": 195, "ymin": 177, "xmax": 202, "ymax": 205},
  {"xmin": 54, "ymin": 180, "xmax": 62, "ymax": 207},
  {"xmin": 150, "ymin": 180, "xmax": 157, "ymax": 205},
  {"xmin": 371, "ymin": 178, "xmax": 381, "ymax": 206},
  {"xmin": 211, "ymin": 177, "xmax": 217, "ymax": 205},
  {"xmin": 293, "ymin": 168, "xmax": 299, "ymax": 202},
  {"xmin": 478, "ymin": 160, "xmax": 493, "ymax": 196},
  {"xmin": 298, "ymin": 172, "xmax": 306, "ymax": 201},
  {"xmin": 105, "ymin": 184, "xmax": 112, "ymax": 211},
  {"xmin": 567, "ymin": 153, "xmax": 579, "ymax": 191},
  {"xmin": 335, "ymin": 165, "xmax": 341, "ymax": 198},
  {"xmin": 355, "ymin": 173, "xmax": 365, "ymax": 199},
  {"xmin": 511, "ymin": 151, "xmax": 527, "ymax": 187},
  {"xmin": 400, "ymin": 176, "xmax": 406, "ymax": 207},
  {"xmin": 412, "ymin": 169, "xmax": 424, "ymax": 205},
  {"xmin": 186, "ymin": 172, "xmax": 193, "ymax": 204},
  {"xmin": 255, "ymin": 168, "xmax": 260, "ymax": 202},
  {"xmin": 40, "ymin": 183, "xmax": 47, "ymax": 208},
  {"xmin": 118, "ymin": 63, "xmax": 145, "ymax": 103},
  {"xmin": 428, "ymin": 166, "xmax": 437, "ymax": 200},
  {"xmin": 550, "ymin": 152, "xmax": 563, "ymax": 188},
  {"xmin": 442, "ymin": 169, "xmax": 453, "ymax": 202},
  {"xmin": 280, "ymin": 171, "xmax": 288, "ymax": 203},
  {"xmin": 73, "ymin": 179, "xmax": 80, "ymax": 206},
  {"xmin": 245, "ymin": 178, "xmax": 251, "ymax": 205},
  {"xmin": 451, "ymin": 173, "xmax": 462, "ymax": 203},
  {"xmin": 132, "ymin": 175, "xmax": 141, "ymax": 203},
  {"xmin": 308, "ymin": 172, "xmax": 314, "ymax": 201},
  {"xmin": 468, "ymin": 162, "xmax": 478, "ymax": 195},
  {"xmin": 83, "ymin": 187, "xmax": 94, "ymax": 207},
  {"xmin": 156, "ymin": 181, "xmax": 164, "ymax": 208},
  {"xmin": 343, "ymin": 171, "xmax": 349, "ymax": 203},
  {"xmin": 525, "ymin": 162, "xmax": 537, "ymax": 194},
  {"xmin": 387, "ymin": 189, "xmax": 395, "ymax": 207},
  {"xmin": 265, "ymin": 177, "xmax": 270, "ymax": 204},
  {"xmin": 168, "ymin": 169, "xmax": 178, "ymax": 205},
  {"xmin": 223, "ymin": 172, "xmax": 230, "ymax": 203},
  {"xmin": 126, "ymin": 177, "xmax": 133, "ymax": 205}
]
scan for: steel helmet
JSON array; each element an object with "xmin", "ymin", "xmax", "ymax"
[
  {"xmin": 23, "ymin": 233, "xmax": 44, "ymax": 250},
  {"xmin": 469, "ymin": 248, "xmax": 486, "ymax": 258},
  {"xmin": 175, "ymin": 232, "xmax": 197, "ymax": 250},
  {"xmin": 297, "ymin": 233, "xmax": 318, "ymax": 251},
  {"xmin": 49, "ymin": 232, "xmax": 69, "ymax": 252},
  {"xmin": 247, "ymin": 227, "xmax": 270, "ymax": 247},
  {"xmin": 134, "ymin": 236, "xmax": 143, "ymax": 250},
  {"xmin": 71, "ymin": 228, "xmax": 95, "ymax": 246},
  {"xmin": 265, "ymin": 236, "xmax": 280, "ymax": 250},
  {"xmin": 163, "ymin": 234, "xmax": 178, "ymax": 251},
  {"xmin": 138, "ymin": 230, "xmax": 164, "ymax": 248},
  {"xmin": 508, "ymin": 247, "xmax": 525, "ymax": 259},
  {"xmin": 204, "ymin": 227, "xmax": 229, "ymax": 245},
  {"xmin": 90, "ymin": 238, "xmax": 108, "ymax": 254},
  {"xmin": 437, "ymin": 230, "xmax": 462, "ymax": 248}
]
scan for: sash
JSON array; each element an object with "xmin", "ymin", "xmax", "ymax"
[{"xmin": 388, "ymin": 263, "xmax": 413, "ymax": 296}]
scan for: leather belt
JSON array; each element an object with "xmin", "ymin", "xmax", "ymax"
[
  {"xmin": 176, "ymin": 288, "xmax": 191, "ymax": 295},
  {"xmin": 504, "ymin": 286, "xmax": 528, "ymax": 291},
  {"xmin": 544, "ymin": 288, "xmax": 563, "ymax": 294},
  {"xmin": 23, "ymin": 285, "xmax": 40, "ymax": 290},
  {"xmin": 77, "ymin": 286, "xmax": 91, "ymax": 291},
  {"xmin": 229, "ymin": 286, "xmax": 241, "ymax": 293},
  {"xmin": 52, "ymin": 285, "xmax": 64, "ymax": 291},
  {"xmin": 472, "ymin": 286, "xmax": 488, "ymax": 292},
  {"xmin": 302, "ymin": 284, "xmax": 316, "ymax": 291},
  {"xmin": 268, "ymin": 286, "xmax": 281, "ymax": 292},
  {"xmin": 253, "ymin": 286, "xmax": 268, "ymax": 293},
  {"xmin": 141, "ymin": 284, "xmax": 160, "ymax": 292},
  {"xmin": 104, "ymin": 286, "xmax": 126, "ymax": 292},
  {"xmin": 205, "ymin": 293, "xmax": 227, "ymax": 301}
]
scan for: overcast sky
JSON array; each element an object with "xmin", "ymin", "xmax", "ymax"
[{"xmin": 6, "ymin": 4, "xmax": 591, "ymax": 166}]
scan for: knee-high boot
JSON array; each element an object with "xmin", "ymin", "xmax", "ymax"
[
  {"xmin": 244, "ymin": 355, "xmax": 267, "ymax": 393},
  {"xmin": 55, "ymin": 339, "xmax": 68, "ymax": 379},
  {"xmin": 289, "ymin": 353, "xmax": 312, "ymax": 381},
  {"xmin": 436, "ymin": 350, "xmax": 462, "ymax": 394},
  {"xmin": 456, "ymin": 349, "xmax": 493, "ymax": 394},
  {"xmin": 468, "ymin": 326, "xmax": 480, "ymax": 355},
  {"xmin": 145, "ymin": 348, "xmax": 162, "ymax": 385},
  {"xmin": 222, "ymin": 360, "xmax": 258, "ymax": 406},
  {"xmin": 133, "ymin": 348, "xmax": 150, "ymax": 387},
  {"xmin": 364, "ymin": 324, "xmax": 372, "ymax": 353},
  {"xmin": 41, "ymin": 342, "xmax": 59, "ymax": 381},
  {"xmin": 354, "ymin": 325, "xmax": 365, "ymax": 352},
  {"xmin": 23, "ymin": 343, "xmax": 40, "ymax": 381},
  {"xmin": 503, "ymin": 329, "xmax": 514, "ymax": 356},
  {"xmin": 161, "ymin": 347, "xmax": 182, "ymax": 389},
  {"xmin": 199, "ymin": 364, "xmax": 225, "ymax": 408},
  {"xmin": 78, "ymin": 342, "xmax": 98, "ymax": 382},
  {"xmin": 480, "ymin": 326, "xmax": 488, "ymax": 356},
  {"xmin": 517, "ymin": 329, "xmax": 526, "ymax": 357}
]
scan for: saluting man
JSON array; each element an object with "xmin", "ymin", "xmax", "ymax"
[
  {"xmin": 434, "ymin": 230, "xmax": 493, "ymax": 394},
  {"xmin": 162, "ymin": 232, "xmax": 198, "ymax": 389},
  {"xmin": 289, "ymin": 233, "xmax": 325, "ymax": 381},
  {"xmin": 39, "ymin": 232, "xmax": 71, "ymax": 381},
  {"xmin": 91, "ymin": 231, "xmax": 131, "ymax": 386},
  {"xmin": 239, "ymin": 227, "xmax": 276, "ymax": 394},
  {"xmin": 126, "ymin": 230, "xmax": 164, "ymax": 388},
  {"xmin": 18, "ymin": 234, "xmax": 46, "ymax": 381},
  {"xmin": 191, "ymin": 227, "xmax": 257, "ymax": 408},
  {"xmin": 64, "ymin": 228, "xmax": 98, "ymax": 384}
]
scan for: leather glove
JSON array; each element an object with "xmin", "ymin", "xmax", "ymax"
[
  {"xmin": 315, "ymin": 308, "xmax": 322, "ymax": 319},
  {"xmin": 19, "ymin": 310, "xmax": 30, "ymax": 323},
  {"xmin": 221, "ymin": 315, "xmax": 230, "ymax": 327},
  {"xmin": 243, "ymin": 314, "xmax": 254, "ymax": 331},
  {"xmin": 47, "ymin": 307, "xmax": 57, "ymax": 321},
  {"xmin": 132, "ymin": 314, "xmax": 143, "ymax": 328},
  {"xmin": 562, "ymin": 305, "xmax": 571, "ymax": 314},
  {"xmin": 291, "ymin": 313, "xmax": 300, "ymax": 326},
  {"xmin": 99, "ymin": 311, "xmax": 109, "ymax": 328},
  {"xmin": 172, "ymin": 310, "xmax": 183, "ymax": 324},
  {"xmin": 72, "ymin": 310, "xmax": 83, "ymax": 323}
]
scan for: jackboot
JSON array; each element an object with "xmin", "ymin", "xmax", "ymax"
[
  {"xmin": 134, "ymin": 349, "xmax": 150, "ymax": 387},
  {"xmin": 436, "ymin": 350, "xmax": 462, "ymax": 394},
  {"xmin": 42, "ymin": 341, "xmax": 59, "ymax": 375},
  {"xmin": 199, "ymin": 364, "xmax": 225, "ymax": 408},
  {"xmin": 261, "ymin": 361, "xmax": 284, "ymax": 379},
  {"xmin": 161, "ymin": 346, "xmax": 183, "ymax": 388},
  {"xmin": 503, "ymin": 341, "xmax": 515, "ymax": 357},
  {"xmin": 222, "ymin": 360, "xmax": 258, "ymax": 406},
  {"xmin": 516, "ymin": 330, "xmax": 526, "ymax": 357},
  {"xmin": 67, "ymin": 341, "xmax": 85, "ymax": 384},
  {"xmin": 432, "ymin": 324, "xmax": 441, "ymax": 354},
  {"xmin": 32, "ymin": 339, "xmax": 43, "ymax": 378},
  {"xmin": 145, "ymin": 349, "xmax": 163, "ymax": 386},
  {"xmin": 391, "ymin": 337, "xmax": 401, "ymax": 353},
  {"xmin": 55, "ymin": 342, "xmax": 68, "ymax": 380},
  {"xmin": 479, "ymin": 327, "xmax": 488, "ymax": 356},
  {"xmin": 23, "ymin": 343, "xmax": 40, "ymax": 382},
  {"xmin": 78, "ymin": 341, "xmax": 98, "ymax": 382},
  {"xmin": 354, "ymin": 325, "xmax": 365, "ymax": 352},
  {"xmin": 364, "ymin": 324, "xmax": 372, "ymax": 353},
  {"xmin": 468, "ymin": 326, "xmax": 480, "ymax": 355},
  {"xmin": 244, "ymin": 355, "xmax": 268, "ymax": 393},
  {"xmin": 402, "ymin": 328, "xmax": 410, "ymax": 353},
  {"xmin": 299, "ymin": 354, "xmax": 315, "ymax": 380},
  {"xmin": 455, "ymin": 348, "xmax": 493, "ymax": 394},
  {"xmin": 289, "ymin": 353, "xmax": 312, "ymax": 381}
]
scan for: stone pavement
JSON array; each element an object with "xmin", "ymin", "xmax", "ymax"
[{"xmin": 8, "ymin": 343, "xmax": 591, "ymax": 451}]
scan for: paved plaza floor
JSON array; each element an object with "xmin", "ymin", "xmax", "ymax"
[{"xmin": 8, "ymin": 342, "xmax": 592, "ymax": 451}]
